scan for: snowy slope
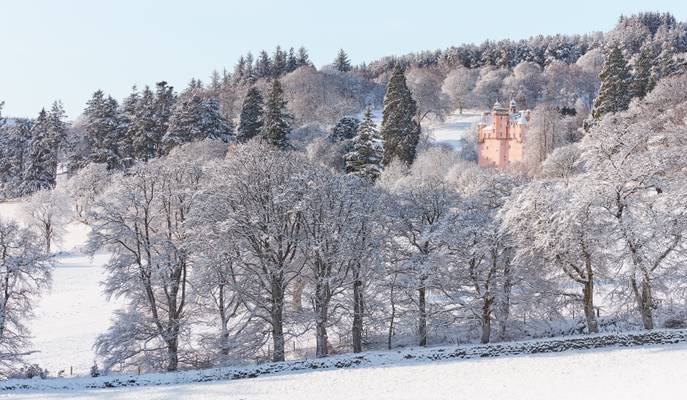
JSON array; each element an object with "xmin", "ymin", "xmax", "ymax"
[
  {"xmin": 0, "ymin": 201, "xmax": 118, "ymax": 376},
  {"xmin": 425, "ymin": 111, "xmax": 481, "ymax": 149},
  {"xmin": 3, "ymin": 343, "xmax": 686, "ymax": 399}
]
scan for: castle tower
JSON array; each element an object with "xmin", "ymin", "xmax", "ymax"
[{"xmin": 476, "ymin": 101, "xmax": 529, "ymax": 172}]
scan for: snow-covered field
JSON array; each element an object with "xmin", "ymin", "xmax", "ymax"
[
  {"xmin": 426, "ymin": 111, "xmax": 481, "ymax": 149},
  {"xmin": 3, "ymin": 343, "xmax": 685, "ymax": 399},
  {"xmin": 0, "ymin": 201, "xmax": 118, "ymax": 376}
]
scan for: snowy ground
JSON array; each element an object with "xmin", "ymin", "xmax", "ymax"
[
  {"xmin": 3, "ymin": 343, "xmax": 685, "ymax": 399},
  {"xmin": 0, "ymin": 201, "xmax": 119, "ymax": 376},
  {"xmin": 425, "ymin": 111, "xmax": 481, "ymax": 149}
]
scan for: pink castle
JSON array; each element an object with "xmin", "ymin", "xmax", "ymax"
[{"xmin": 476, "ymin": 100, "xmax": 530, "ymax": 171}]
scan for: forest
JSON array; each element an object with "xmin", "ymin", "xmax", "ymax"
[{"xmin": 1, "ymin": 11, "xmax": 687, "ymax": 375}]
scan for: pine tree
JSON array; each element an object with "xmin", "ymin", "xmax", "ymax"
[
  {"xmin": 244, "ymin": 52, "xmax": 255, "ymax": 83},
  {"xmin": 22, "ymin": 109, "xmax": 57, "ymax": 193},
  {"xmin": 119, "ymin": 87, "xmax": 140, "ymax": 166},
  {"xmin": 631, "ymin": 42, "xmax": 653, "ymax": 99},
  {"xmin": 345, "ymin": 107, "xmax": 383, "ymax": 181},
  {"xmin": 334, "ymin": 49, "xmax": 352, "ymax": 72},
  {"xmin": 261, "ymin": 79, "xmax": 291, "ymax": 149},
  {"xmin": 272, "ymin": 46, "xmax": 287, "ymax": 77},
  {"xmin": 296, "ymin": 47, "xmax": 311, "ymax": 68},
  {"xmin": 83, "ymin": 90, "xmax": 124, "ymax": 169},
  {"xmin": 234, "ymin": 55, "xmax": 246, "ymax": 83},
  {"xmin": 255, "ymin": 50, "xmax": 272, "ymax": 78},
  {"xmin": 592, "ymin": 44, "xmax": 632, "ymax": 119},
  {"xmin": 152, "ymin": 81, "xmax": 176, "ymax": 157},
  {"xmin": 131, "ymin": 86, "xmax": 157, "ymax": 161},
  {"xmin": 162, "ymin": 89, "xmax": 233, "ymax": 153},
  {"xmin": 380, "ymin": 65, "xmax": 420, "ymax": 166},
  {"xmin": 286, "ymin": 47, "xmax": 298, "ymax": 73},
  {"xmin": 238, "ymin": 87, "xmax": 264, "ymax": 142},
  {"xmin": 656, "ymin": 43, "xmax": 679, "ymax": 81},
  {"xmin": 329, "ymin": 116, "xmax": 360, "ymax": 142}
]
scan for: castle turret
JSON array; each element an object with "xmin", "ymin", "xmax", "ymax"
[{"xmin": 509, "ymin": 99, "xmax": 517, "ymax": 113}]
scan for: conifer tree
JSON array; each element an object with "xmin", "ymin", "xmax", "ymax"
[
  {"xmin": 630, "ymin": 42, "xmax": 653, "ymax": 99},
  {"xmin": 345, "ymin": 106, "xmax": 383, "ymax": 181},
  {"xmin": 131, "ymin": 86, "xmax": 157, "ymax": 161},
  {"xmin": 261, "ymin": 79, "xmax": 291, "ymax": 149},
  {"xmin": 238, "ymin": 87, "xmax": 264, "ymax": 142},
  {"xmin": 296, "ymin": 47, "xmax": 311, "ymax": 68},
  {"xmin": 234, "ymin": 56, "xmax": 246, "ymax": 83},
  {"xmin": 655, "ymin": 43, "xmax": 679, "ymax": 81},
  {"xmin": 162, "ymin": 93, "xmax": 233, "ymax": 153},
  {"xmin": 22, "ymin": 109, "xmax": 57, "ymax": 193},
  {"xmin": 255, "ymin": 50, "xmax": 272, "ymax": 78},
  {"xmin": 592, "ymin": 44, "xmax": 632, "ymax": 119},
  {"xmin": 334, "ymin": 49, "xmax": 352, "ymax": 72},
  {"xmin": 83, "ymin": 90, "xmax": 124, "ymax": 169},
  {"xmin": 152, "ymin": 81, "xmax": 176, "ymax": 157},
  {"xmin": 286, "ymin": 47, "xmax": 298, "ymax": 73},
  {"xmin": 272, "ymin": 46, "xmax": 287, "ymax": 77},
  {"xmin": 244, "ymin": 52, "xmax": 255, "ymax": 83},
  {"xmin": 380, "ymin": 65, "xmax": 420, "ymax": 166},
  {"xmin": 329, "ymin": 116, "xmax": 360, "ymax": 142}
]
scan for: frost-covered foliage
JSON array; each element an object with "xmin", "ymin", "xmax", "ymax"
[
  {"xmin": 0, "ymin": 219, "xmax": 52, "ymax": 377},
  {"xmin": 22, "ymin": 189, "xmax": 72, "ymax": 253}
]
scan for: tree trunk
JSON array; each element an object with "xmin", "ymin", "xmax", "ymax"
[
  {"xmin": 166, "ymin": 337, "xmax": 178, "ymax": 372},
  {"xmin": 418, "ymin": 284, "xmax": 427, "ymax": 347},
  {"xmin": 582, "ymin": 280, "xmax": 598, "ymax": 333},
  {"xmin": 314, "ymin": 275, "xmax": 330, "ymax": 358},
  {"xmin": 481, "ymin": 296, "xmax": 493, "ymax": 344},
  {"xmin": 271, "ymin": 280, "xmax": 286, "ymax": 362},
  {"xmin": 352, "ymin": 271, "xmax": 364, "ymax": 353},
  {"xmin": 498, "ymin": 257, "xmax": 513, "ymax": 341},
  {"xmin": 631, "ymin": 276, "xmax": 654, "ymax": 330},
  {"xmin": 292, "ymin": 278, "xmax": 305, "ymax": 312}
]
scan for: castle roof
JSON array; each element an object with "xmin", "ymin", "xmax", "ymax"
[{"xmin": 493, "ymin": 101, "xmax": 507, "ymax": 112}]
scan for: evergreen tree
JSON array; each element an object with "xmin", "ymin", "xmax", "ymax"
[
  {"xmin": 162, "ymin": 91, "xmax": 233, "ymax": 153},
  {"xmin": 380, "ymin": 65, "xmax": 420, "ymax": 166},
  {"xmin": 272, "ymin": 46, "xmax": 287, "ymax": 77},
  {"xmin": 234, "ymin": 55, "xmax": 246, "ymax": 83},
  {"xmin": 83, "ymin": 90, "xmax": 124, "ymax": 169},
  {"xmin": 22, "ymin": 109, "xmax": 57, "ymax": 193},
  {"xmin": 119, "ymin": 87, "xmax": 140, "ymax": 166},
  {"xmin": 345, "ymin": 107, "xmax": 383, "ymax": 181},
  {"xmin": 655, "ymin": 43, "xmax": 679, "ymax": 81},
  {"xmin": 152, "ymin": 81, "xmax": 176, "ymax": 157},
  {"xmin": 255, "ymin": 50, "xmax": 272, "ymax": 78},
  {"xmin": 329, "ymin": 116, "xmax": 360, "ymax": 142},
  {"xmin": 131, "ymin": 86, "xmax": 157, "ymax": 161},
  {"xmin": 334, "ymin": 49, "xmax": 352, "ymax": 72},
  {"xmin": 296, "ymin": 47, "xmax": 311, "ymax": 67},
  {"xmin": 261, "ymin": 79, "xmax": 291, "ymax": 149},
  {"xmin": 286, "ymin": 47, "xmax": 298, "ymax": 73},
  {"xmin": 631, "ymin": 42, "xmax": 653, "ymax": 99},
  {"xmin": 592, "ymin": 44, "xmax": 632, "ymax": 119},
  {"xmin": 238, "ymin": 87, "xmax": 264, "ymax": 142},
  {"xmin": 244, "ymin": 52, "xmax": 255, "ymax": 83}
]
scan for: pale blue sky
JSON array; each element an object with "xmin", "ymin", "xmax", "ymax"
[{"xmin": 1, "ymin": 0, "xmax": 685, "ymax": 118}]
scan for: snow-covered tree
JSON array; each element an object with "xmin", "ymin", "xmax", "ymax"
[
  {"xmin": 261, "ymin": 80, "xmax": 291, "ymax": 149},
  {"xmin": 237, "ymin": 87, "xmax": 264, "ymax": 143},
  {"xmin": 22, "ymin": 189, "xmax": 72, "ymax": 253},
  {"xmin": 380, "ymin": 65, "xmax": 420, "ymax": 166},
  {"xmin": 334, "ymin": 49, "xmax": 352, "ymax": 73},
  {"xmin": 90, "ymin": 151, "xmax": 203, "ymax": 372},
  {"xmin": 329, "ymin": 116, "xmax": 360, "ymax": 143},
  {"xmin": 591, "ymin": 44, "xmax": 631, "ymax": 119},
  {"xmin": 0, "ymin": 219, "xmax": 52, "ymax": 376},
  {"xmin": 344, "ymin": 107, "xmax": 383, "ymax": 181}
]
